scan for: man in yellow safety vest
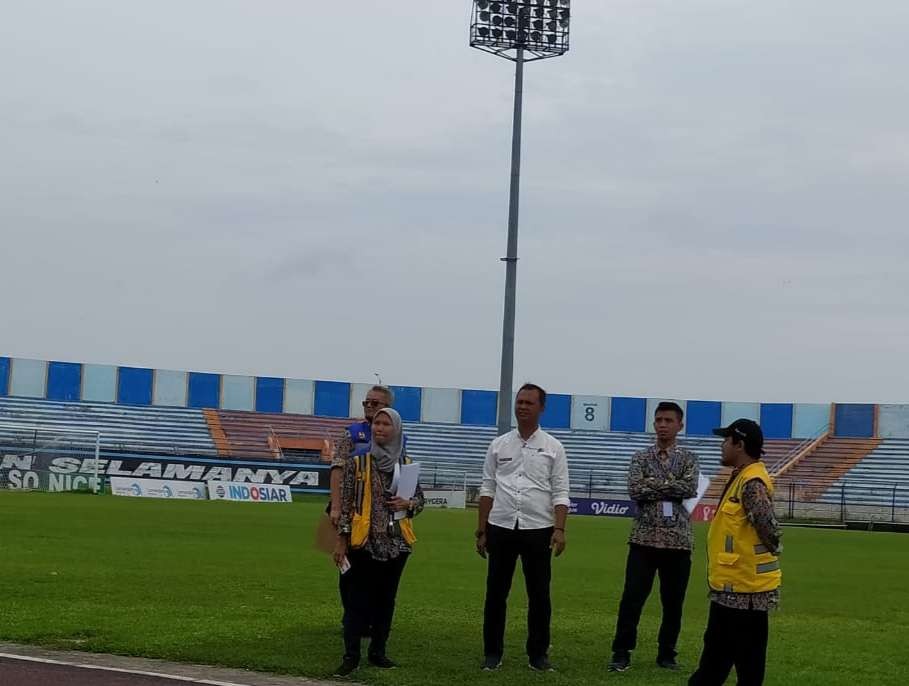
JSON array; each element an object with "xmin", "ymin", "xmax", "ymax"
[{"xmin": 689, "ymin": 419, "xmax": 782, "ymax": 686}]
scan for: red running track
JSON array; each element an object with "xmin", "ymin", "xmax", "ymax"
[{"xmin": 0, "ymin": 656, "xmax": 238, "ymax": 685}]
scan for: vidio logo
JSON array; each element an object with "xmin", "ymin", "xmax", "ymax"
[{"xmin": 590, "ymin": 501, "xmax": 630, "ymax": 516}]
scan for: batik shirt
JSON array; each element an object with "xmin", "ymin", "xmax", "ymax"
[{"xmin": 627, "ymin": 444, "xmax": 700, "ymax": 551}]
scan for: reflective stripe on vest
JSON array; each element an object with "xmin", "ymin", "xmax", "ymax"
[{"xmin": 757, "ymin": 560, "xmax": 780, "ymax": 574}]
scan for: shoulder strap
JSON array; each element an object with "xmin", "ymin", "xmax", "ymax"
[{"xmin": 354, "ymin": 455, "xmax": 365, "ymax": 480}]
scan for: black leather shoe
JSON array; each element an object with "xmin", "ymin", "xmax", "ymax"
[
  {"xmin": 483, "ymin": 654, "xmax": 503, "ymax": 671},
  {"xmin": 529, "ymin": 655, "xmax": 555, "ymax": 672},
  {"xmin": 333, "ymin": 656, "xmax": 359, "ymax": 678},
  {"xmin": 657, "ymin": 656, "xmax": 680, "ymax": 670},
  {"xmin": 368, "ymin": 654, "xmax": 397, "ymax": 669},
  {"xmin": 607, "ymin": 652, "xmax": 632, "ymax": 672}
]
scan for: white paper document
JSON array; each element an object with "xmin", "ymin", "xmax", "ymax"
[
  {"xmin": 684, "ymin": 472, "xmax": 711, "ymax": 514},
  {"xmin": 394, "ymin": 462, "xmax": 421, "ymax": 520}
]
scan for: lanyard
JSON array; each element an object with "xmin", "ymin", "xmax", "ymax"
[
  {"xmin": 390, "ymin": 461, "xmax": 401, "ymax": 494},
  {"xmin": 387, "ymin": 461, "xmax": 401, "ymax": 535}
]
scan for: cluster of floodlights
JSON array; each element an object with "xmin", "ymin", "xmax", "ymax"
[{"xmin": 470, "ymin": 0, "xmax": 570, "ymax": 59}]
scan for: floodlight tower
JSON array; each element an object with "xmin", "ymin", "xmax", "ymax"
[{"xmin": 470, "ymin": 0, "xmax": 571, "ymax": 436}]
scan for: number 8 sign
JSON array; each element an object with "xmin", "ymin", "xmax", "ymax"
[{"xmin": 571, "ymin": 396, "xmax": 610, "ymax": 431}]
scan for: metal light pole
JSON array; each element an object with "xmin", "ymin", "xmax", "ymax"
[
  {"xmin": 470, "ymin": 1, "xmax": 571, "ymax": 435},
  {"xmin": 498, "ymin": 46, "xmax": 523, "ymax": 437}
]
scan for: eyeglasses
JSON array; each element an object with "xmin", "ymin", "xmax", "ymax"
[{"xmin": 362, "ymin": 400, "xmax": 387, "ymax": 408}]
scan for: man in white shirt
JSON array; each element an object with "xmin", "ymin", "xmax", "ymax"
[{"xmin": 476, "ymin": 383, "xmax": 570, "ymax": 673}]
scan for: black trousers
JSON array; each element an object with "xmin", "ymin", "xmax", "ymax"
[
  {"xmin": 689, "ymin": 602, "xmax": 769, "ymax": 686},
  {"xmin": 342, "ymin": 549, "xmax": 409, "ymax": 659},
  {"xmin": 339, "ymin": 568, "xmax": 353, "ymax": 624},
  {"xmin": 326, "ymin": 501, "xmax": 351, "ymax": 625},
  {"xmin": 611, "ymin": 544, "xmax": 692, "ymax": 658},
  {"xmin": 483, "ymin": 524, "xmax": 553, "ymax": 659}
]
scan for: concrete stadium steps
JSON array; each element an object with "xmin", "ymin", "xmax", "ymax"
[
  {"xmin": 210, "ymin": 409, "xmax": 350, "ymax": 459},
  {"xmin": 776, "ymin": 438, "xmax": 881, "ymax": 501},
  {"xmin": 202, "ymin": 409, "xmax": 231, "ymax": 456},
  {"xmin": 764, "ymin": 439, "xmax": 806, "ymax": 465},
  {"xmin": 0, "ymin": 396, "xmax": 215, "ymax": 455}
]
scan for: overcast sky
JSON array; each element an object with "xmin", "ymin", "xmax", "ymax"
[{"xmin": 3, "ymin": 1, "xmax": 909, "ymax": 404}]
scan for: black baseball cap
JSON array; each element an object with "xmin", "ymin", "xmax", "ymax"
[{"xmin": 713, "ymin": 418, "xmax": 765, "ymax": 456}]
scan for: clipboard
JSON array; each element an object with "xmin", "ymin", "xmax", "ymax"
[{"xmin": 393, "ymin": 462, "xmax": 421, "ymax": 520}]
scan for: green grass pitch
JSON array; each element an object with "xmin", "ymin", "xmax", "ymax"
[{"xmin": 0, "ymin": 492, "xmax": 907, "ymax": 685}]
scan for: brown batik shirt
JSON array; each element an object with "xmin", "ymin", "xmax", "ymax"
[
  {"xmin": 709, "ymin": 473, "xmax": 782, "ymax": 611},
  {"xmin": 337, "ymin": 455, "xmax": 425, "ymax": 562},
  {"xmin": 330, "ymin": 431, "xmax": 354, "ymax": 470},
  {"xmin": 627, "ymin": 444, "xmax": 700, "ymax": 551}
]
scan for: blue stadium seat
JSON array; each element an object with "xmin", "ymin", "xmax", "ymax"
[{"xmin": 0, "ymin": 396, "xmax": 216, "ymax": 455}]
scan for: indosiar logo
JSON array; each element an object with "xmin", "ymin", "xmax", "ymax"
[{"xmin": 227, "ymin": 484, "xmax": 290, "ymax": 502}]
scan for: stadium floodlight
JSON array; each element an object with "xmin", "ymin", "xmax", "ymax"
[
  {"xmin": 469, "ymin": 0, "xmax": 571, "ymax": 436},
  {"xmin": 470, "ymin": 0, "xmax": 570, "ymax": 61}
]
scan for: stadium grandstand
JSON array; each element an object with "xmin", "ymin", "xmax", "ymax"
[{"xmin": 1, "ymin": 356, "xmax": 907, "ymax": 521}]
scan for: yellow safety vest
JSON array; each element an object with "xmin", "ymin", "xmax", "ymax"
[
  {"xmin": 708, "ymin": 461, "xmax": 782, "ymax": 594},
  {"xmin": 350, "ymin": 453, "xmax": 416, "ymax": 549}
]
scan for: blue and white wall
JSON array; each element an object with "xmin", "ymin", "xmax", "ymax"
[{"xmin": 0, "ymin": 355, "xmax": 893, "ymax": 439}]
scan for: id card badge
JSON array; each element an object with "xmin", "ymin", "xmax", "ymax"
[{"xmin": 662, "ymin": 501, "xmax": 674, "ymax": 518}]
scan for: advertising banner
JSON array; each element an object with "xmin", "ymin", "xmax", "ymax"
[
  {"xmin": 110, "ymin": 476, "xmax": 208, "ymax": 500},
  {"xmin": 570, "ymin": 498, "xmax": 638, "ymax": 518},
  {"xmin": 0, "ymin": 451, "xmax": 326, "ymax": 492},
  {"xmin": 422, "ymin": 489, "xmax": 467, "ymax": 509},
  {"xmin": 691, "ymin": 503, "xmax": 717, "ymax": 522}
]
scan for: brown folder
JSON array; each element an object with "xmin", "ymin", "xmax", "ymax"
[{"xmin": 314, "ymin": 513, "xmax": 338, "ymax": 553}]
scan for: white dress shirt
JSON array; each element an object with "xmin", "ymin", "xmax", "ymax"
[{"xmin": 480, "ymin": 428, "xmax": 571, "ymax": 531}]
